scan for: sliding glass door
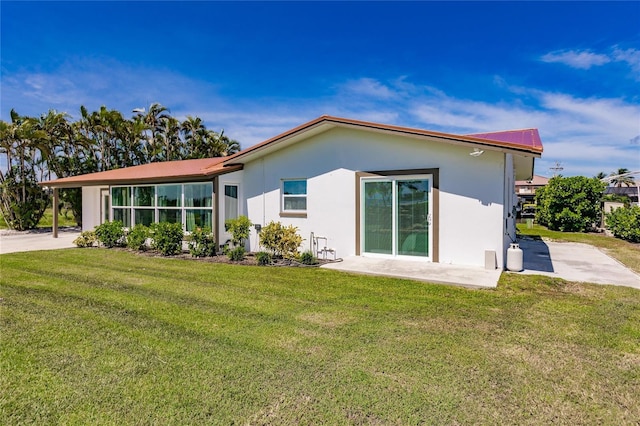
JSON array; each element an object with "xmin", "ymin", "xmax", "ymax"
[{"xmin": 362, "ymin": 175, "xmax": 431, "ymax": 260}]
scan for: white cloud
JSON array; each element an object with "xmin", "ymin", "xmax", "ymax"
[
  {"xmin": 613, "ymin": 47, "xmax": 640, "ymax": 74},
  {"xmin": 2, "ymin": 58, "xmax": 638, "ymax": 177},
  {"xmin": 540, "ymin": 46, "xmax": 640, "ymax": 79},
  {"xmin": 337, "ymin": 78, "xmax": 399, "ymax": 100},
  {"xmin": 540, "ymin": 50, "xmax": 611, "ymax": 69}
]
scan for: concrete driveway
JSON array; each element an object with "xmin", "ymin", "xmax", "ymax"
[
  {"xmin": 517, "ymin": 237, "xmax": 640, "ymax": 289},
  {"xmin": 0, "ymin": 228, "xmax": 81, "ymax": 254}
]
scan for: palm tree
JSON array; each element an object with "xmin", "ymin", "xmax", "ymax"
[
  {"xmin": 181, "ymin": 116, "xmax": 208, "ymax": 159},
  {"xmin": 79, "ymin": 106, "xmax": 128, "ymax": 171},
  {"xmin": 217, "ymin": 130, "xmax": 241, "ymax": 156},
  {"xmin": 134, "ymin": 103, "xmax": 170, "ymax": 162},
  {"xmin": 595, "ymin": 172, "xmax": 607, "ymax": 180},
  {"xmin": 609, "ymin": 168, "xmax": 636, "ymax": 187},
  {"xmin": 158, "ymin": 116, "xmax": 183, "ymax": 161},
  {"xmin": 0, "ymin": 110, "xmax": 49, "ymax": 230}
]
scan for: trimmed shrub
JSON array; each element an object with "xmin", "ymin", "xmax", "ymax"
[
  {"xmin": 73, "ymin": 231, "xmax": 97, "ymax": 248},
  {"xmin": 225, "ymin": 215, "xmax": 252, "ymax": 247},
  {"xmin": 228, "ymin": 246, "xmax": 246, "ymax": 262},
  {"xmin": 151, "ymin": 222, "xmax": 184, "ymax": 256},
  {"xmin": 255, "ymin": 251, "xmax": 272, "ymax": 266},
  {"xmin": 94, "ymin": 221, "xmax": 125, "ymax": 248},
  {"xmin": 127, "ymin": 224, "xmax": 150, "ymax": 251},
  {"xmin": 259, "ymin": 221, "xmax": 303, "ymax": 259},
  {"xmin": 299, "ymin": 250, "xmax": 317, "ymax": 265},
  {"xmin": 606, "ymin": 205, "xmax": 640, "ymax": 243},
  {"xmin": 188, "ymin": 227, "xmax": 216, "ymax": 257}
]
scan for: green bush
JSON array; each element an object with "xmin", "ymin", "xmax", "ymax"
[
  {"xmin": 606, "ymin": 205, "xmax": 640, "ymax": 243},
  {"xmin": 151, "ymin": 222, "xmax": 184, "ymax": 256},
  {"xmin": 188, "ymin": 227, "xmax": 216, "ymax": 257},
  {"xmin": 126, "ymin": 224, "xmax": 150, "ymax": 251},
  {"xmin": 73, "ymin": 231, "xmax": 96, "ymax": 248},
  {"xmin": 299, "ymin": 250, "xmax": 317, "ymax": 265},
  {"xmin": 228, "ymin": 246, "xmax": 246, "ymax": 262},
  {"xmin": 94, "ymin": 221, "xmax": 125, "ymax": 248},
  {"xmin": 258, "ymin": 221, "xmax": 303, "ymax": 259},
  {"xmin": 225, "ymin": 215, "xmax": 252, "ymax": 247},
  {"xmin": 255, "ymin": 251, "xmax": 272, "ymax": 266},
  {"xmin": 535, "ymin": 176, "xmax": 605, "ymax": 232}
]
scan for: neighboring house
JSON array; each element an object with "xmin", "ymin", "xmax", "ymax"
[
  {"xmin": 515, "ymin": 174, "xmax": 549, "ymax": 205},
  {"xmin": 514, "ymin": 174, "xmax": 549, "ymax": 218},
  {"xmin": 42, "ymin": 115, "xmax": 543, "ymax": 269},
  {"xmin": 603, "ymin": 186, "xmax": 639, "ymax": 205}
]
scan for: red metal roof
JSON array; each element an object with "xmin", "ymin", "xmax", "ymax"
[{"xmin": 467, "ymin": 129, "xmax": 543, "ymax": 152}]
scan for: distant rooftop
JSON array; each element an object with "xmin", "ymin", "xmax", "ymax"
[{"xmin": 515, "ymin": 175, "xmax": 549, "ymax": 186}]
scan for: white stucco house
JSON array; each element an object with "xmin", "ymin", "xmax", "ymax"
[{"xmin": 43, "ymin": 115, "xmax": 543, "ymax": 269}]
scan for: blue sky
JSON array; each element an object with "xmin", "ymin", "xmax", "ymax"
[{"xmin": 2, "ymin": 1, "xmax": 639, "ymax": 177}]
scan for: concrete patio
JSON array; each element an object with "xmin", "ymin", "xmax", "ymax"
[
  {"xmin": 322, "ymin": 238, "xmax": 640, "ymax": 290},
  {"xmin": 321, "ymin": 256, "xmax": 502, "ymax": 289}
]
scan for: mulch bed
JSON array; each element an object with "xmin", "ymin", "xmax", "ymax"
[{"xmin": 111, "ymin": 246, "xmax": 336, "ymax": 267}]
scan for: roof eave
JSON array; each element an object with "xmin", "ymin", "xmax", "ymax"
[
  {"xmin": 223, "ymin": 115, "xmax": 543, "ymax": 166},
  {"xmin": 40, "ymin": 164, "xmax": 243, "ymax": 188}
]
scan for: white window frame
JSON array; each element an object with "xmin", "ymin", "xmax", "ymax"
[
  {"xmin": 281, "ymin": 178, "xmax": 307, "ymax": 213},
  {"xmin": 110, "ymin": 182, "xmax": 213, "ymax": 233}
]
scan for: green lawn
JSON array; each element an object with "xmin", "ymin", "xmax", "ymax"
[
  {"xmin": 517, "ymin": 223, "xmax": 640, "ymax": 274},
  {"xmin": 0, "ymin": 207, "xmax": 77, "ymax": 230},
  {"xmin": 1, "ymin": 249, "xmax": 639, "ymax": 424}
]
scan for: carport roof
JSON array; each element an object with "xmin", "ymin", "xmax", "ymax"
[{"xmin": 41, "ymin": 157, "xmax": 242, "ymax": 188}]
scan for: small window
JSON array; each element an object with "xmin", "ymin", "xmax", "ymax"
[
  {"xmin": 224, "ymin": 185, "xmax": 239, "ymax": 221},
  {"xmin": 282, "ymin": 179, "xmax": 307, "ymax": 211}
]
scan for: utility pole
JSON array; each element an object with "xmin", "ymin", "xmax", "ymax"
[{"xmin": 550, "ymin": 161, "xmax": 564, "ymax": 177}]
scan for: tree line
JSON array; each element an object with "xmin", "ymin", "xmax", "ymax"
[{"xmin": 0, "ymin": 103, "xmax": 240, "ymax": 230}]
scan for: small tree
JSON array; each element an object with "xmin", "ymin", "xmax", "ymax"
[
  {"xmin": 535, "ymin": 176, "xmax": 605, "ymax": 232},
  {"xmin": 225, "ymin": 215, "xmax": 252, "ymax": 248}
]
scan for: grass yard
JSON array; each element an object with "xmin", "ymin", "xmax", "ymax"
[
  {"xmin": 517, "ymin": 223, "xmax": 640, "ymax": 274},
  {"xmin": 0, "ymin": 207, "xmax": 77, "ymax": 230},
  {"xmin": 1, "ymin": 249, "xmax": 639, "ymax": 425}
]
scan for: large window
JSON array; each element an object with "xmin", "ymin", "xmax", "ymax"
[
  {"xmin": 282, "ymin": 179, "xmax": 307, "ymax": 212},
  {"xmin": 185, "ymin": 183, "xmax": 213, "ymax": 232},
  {"xmin": 110, "ymin": 182, "xmax": 213, "ymax": 232}
]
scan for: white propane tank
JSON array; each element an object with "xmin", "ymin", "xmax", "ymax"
[{"xmin": 507, "ymin": 243, "xmax": 523, "ymax": 272}]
